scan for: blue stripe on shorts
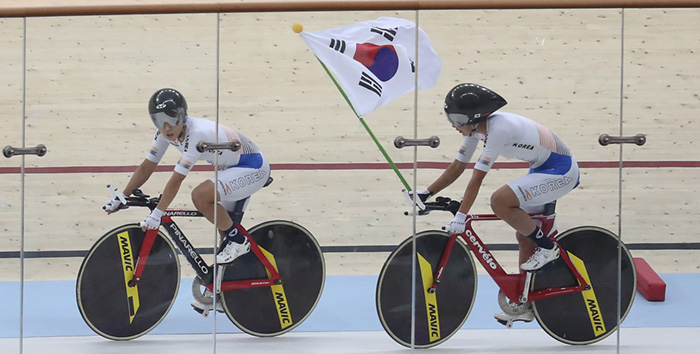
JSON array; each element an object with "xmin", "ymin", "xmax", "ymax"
[
  {"xmin": 530, "ymin": 152, "xmax": 571, "ymax": 175},
  {"xmin": 236, "ymin": 153, "xmax": 263, "ymax": 169},
  {"xmin": 530, "ymin": 152, "xmax": 580, "ymax": 188}
]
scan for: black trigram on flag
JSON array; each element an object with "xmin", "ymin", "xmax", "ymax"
[
  {"xmin": 359, "ymin": 72, "xmax": 382, "ymax": 97},
  {"xmin": 329, "ymin": 38, "xmax": 347, "ymax": 53},
  {"xmin": 370, "ymin": 27, "xmax": 398, "ymax": 41}
]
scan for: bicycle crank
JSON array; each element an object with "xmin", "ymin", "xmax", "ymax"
[
  {"xmin": 497, "ymin": 290, "xmax": 531, "ymax": 316},
  {"xmin": 191, "ymin": 277, "xmax": 224, "ymax": 317}
]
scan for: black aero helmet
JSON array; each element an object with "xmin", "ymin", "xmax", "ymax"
[
  {"xmin": 148, "ymin": 88, "xmax": 188, "ymax": 130},
  {"xmin": 444, "ymin": 83, "xmax": 507, "ymax": 127}
]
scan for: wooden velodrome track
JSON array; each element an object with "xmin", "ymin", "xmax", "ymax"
[{"xmin": 1, "ymin": 2, "xmax": 699, "ymax": 288}]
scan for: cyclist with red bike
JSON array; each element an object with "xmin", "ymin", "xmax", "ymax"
[
  {"xmin": 413, "ymin": 83, "xmax": 580, "ymax": 325},
  {"xmin": 102, "ymin": 88, "xmax": 270, "ymax": 313}
]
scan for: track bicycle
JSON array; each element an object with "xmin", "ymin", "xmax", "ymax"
[
  {"xmin": 376, "ymin": 196, "xmax": 636, "ymax": 348},
  {"xmin": 76, "ymin": 181, "xmax": 325, "ymax": 340}
]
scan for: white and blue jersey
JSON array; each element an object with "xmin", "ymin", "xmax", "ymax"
[
  {"xmin": 456, "ymin": 112, "xmax": 579, "ymax": 210},
  {"xmin": 145, "ymin": 116, "xmax": 270, "ymax": 207}
]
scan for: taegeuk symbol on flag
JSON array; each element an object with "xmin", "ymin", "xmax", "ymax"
[{"xmin": 300, "ymin": 17, "xmax": 442, "ymax": 117}]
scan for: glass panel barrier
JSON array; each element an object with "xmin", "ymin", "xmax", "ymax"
[
  {"xmin": 213, "ymin": 10, "xmax": 423, "ymax": 348},
  {"xmin": 412, "ymin": 8, "xmax": 624, "ymax": 351},
  {"xmin": 3, "ymin": 4, "xmax": 699, "ymax": 353},
  {"xmin": 621, "ymin": 6, "xmax": 700, "ymax": 327},
  {"xmin": 20, "ymin": 13, "xmax": 219, "ymax": 348},
  {"xmin": 0, "ymin": 17, "xmax": 25, "ymax": 353}
]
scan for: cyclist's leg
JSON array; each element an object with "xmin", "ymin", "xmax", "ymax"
[
  {"xmin": 505, "ymin": 158, "xmax": 579, "ymax": 271},
  {"xmin": 192, "ymin": 153, "xmax": 270, "ymax": 231},
  {"xmin": 515, "ymin": 231, "xmax": 537, "ymax": 267},
  {"xmin": 192, "ymin": 180, "xmax": 235, "ymax": 230},
  {"xmin": 215, "ymin": 156, "xmax": 270, "ymax": 265},
  {"xmin": 516, "ymin": 203, "xmax": 548, "ymax": 266},
  {"xmin": 190, "ymin": 154, "xmax": 271, "ymax": 313},
  {"xmin": 491, "ymin": 185, "xmax": 539, "ymax": 239},
  {"xmin": 492, "ymin": 179, "xmax": 559, "ymax": 273},
  {"xmin": 493, "ymin": 204, "xmax": 545, "ymax": 327},
  {"xmin": 491, "ymin": 191, "xmax": 539, "ymax": 266}
]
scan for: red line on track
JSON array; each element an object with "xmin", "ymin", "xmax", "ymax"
[{"xmin": 0, "ymin": 161, "xmax": 699, "ymax": 175}]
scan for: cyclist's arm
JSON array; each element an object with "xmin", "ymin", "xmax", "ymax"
[
  {"xmin": 427, "ymin": 135, "xmax": 478, "ymax": 195},
  {"xmin": 154, "ymin": 171, "xmax": 186, "ymax": 212},
  {"xmin": 457, "ymin": 169, "xmax": 487, "ymax": 215},
  {"xmin": 123, "ymin": 159, "xmax": 158, "ymax": 196},
  {"xmin": 123, "ymin": 130, "xmax": 169, "ymax": 196},
  {"xmin": 456, "ymin": 128, "xmax": 508, "ymax": 214},
  {"xmin": 427, "ymin": 159, "xmax": 467, "ymax": 195}
]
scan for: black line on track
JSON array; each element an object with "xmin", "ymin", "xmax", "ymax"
[{"xmin": 2, "ymin": 243, "xmax": 699, "ymax": 259}]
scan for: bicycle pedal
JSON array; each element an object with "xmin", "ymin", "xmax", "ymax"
[
  {"xmin": 496, "ymin": 319, "xmax": 514, "ymax": 329},
  {"xmin": 191, "ymin": 305, "xmax": 210, "ymax": 317}
]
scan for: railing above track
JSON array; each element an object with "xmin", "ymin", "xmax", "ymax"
[{"xmin": 2, "ymin": 0, "xmax": 700, "ymax": 18}]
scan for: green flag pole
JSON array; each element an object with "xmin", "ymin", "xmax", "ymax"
[{"xmin": 315, "ymin": 57, "xmax": 412, "ymax": 192}]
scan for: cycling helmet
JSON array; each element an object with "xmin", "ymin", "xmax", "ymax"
[
  {"xmin": 444, "ymin": 83, "xmax": 507, "ymax": 128},
  {"xmin": 148, "ymin": 88, "xmax": 188, "ymax": 130}
]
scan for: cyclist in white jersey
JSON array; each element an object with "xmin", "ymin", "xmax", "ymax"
[
  {"xmin": 103, "ymin": 88, "xmax": 271, "ymax": 312},
  {"xmin": 413, "ymin": 83, "xmax": 579, "ymax": 325}
]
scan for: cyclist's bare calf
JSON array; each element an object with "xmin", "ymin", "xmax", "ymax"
[
  {"xmin": 191, "ymin": 179, "xmax": 250, "ymax": 266},
  {"xmin": 514, "ymin": 232, "xmax": 537, "ymax": 267},
  {"xmin": 491, "ymin": 185, "xmax": 559, "ymax": 273}
]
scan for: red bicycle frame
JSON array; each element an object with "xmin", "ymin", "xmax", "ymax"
[
  {"xmin": 215, "ymin": 223, "xmax": 282, "ymax": 292},
  {"xmin": 431, "ymin": 212, "xmax": 590, "ymax": 303},
  {"xmin": 130, "ymin": 212, "xmax": 282, "ymax": 292}
]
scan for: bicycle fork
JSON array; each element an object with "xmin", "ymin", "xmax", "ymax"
[{"xmin": 131, "ymin": 228, "xmax": 159, "ymax": 286}]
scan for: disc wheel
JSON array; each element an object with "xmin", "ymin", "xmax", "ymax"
[
  {"xmin": 376, "ymin": 231, "xmax": 477, "ymax": 348},
  {"xmin": 532, "ymin": 226, "xmax": 636, "ymax": 345},
  {"xmin": 220, "ymin": 220, "xmax": 325, "ymax": 336},
  {"xmin": 76, "ymin": 224, "xmax": 180, "ymax": 340}
]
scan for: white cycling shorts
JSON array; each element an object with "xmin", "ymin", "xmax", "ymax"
[
  {"xmin": 209, "ymin": 153, "xmax": 270, "ymax": 211},
  {"xmin": 507, "ymin": 154, "xmax": 579, "ymax": 212}
]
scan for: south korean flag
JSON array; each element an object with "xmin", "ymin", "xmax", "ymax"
[{"xmin": 300, "ymin": 17, "xmax": 442, "ymax": 117}]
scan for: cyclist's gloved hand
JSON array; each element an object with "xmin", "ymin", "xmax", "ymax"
[
  {"xmin": 408, "ymin": 188, "xmax": 432, "ymax": 203},
  {"xmin": 104, "ymin": 191, "xmax": 127, "ymax": 213},
  {"xmin": 140, "ymin": 208, "xmax": 163, "ymax": 230},
  {"xmin": 447, "ymin": 212, "xmax": 467, "ymax": 234}
]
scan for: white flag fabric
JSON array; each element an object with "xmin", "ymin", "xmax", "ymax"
[{"xmin": 300, "ymin": 17, "xmax": 442, "ymax": 117}]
